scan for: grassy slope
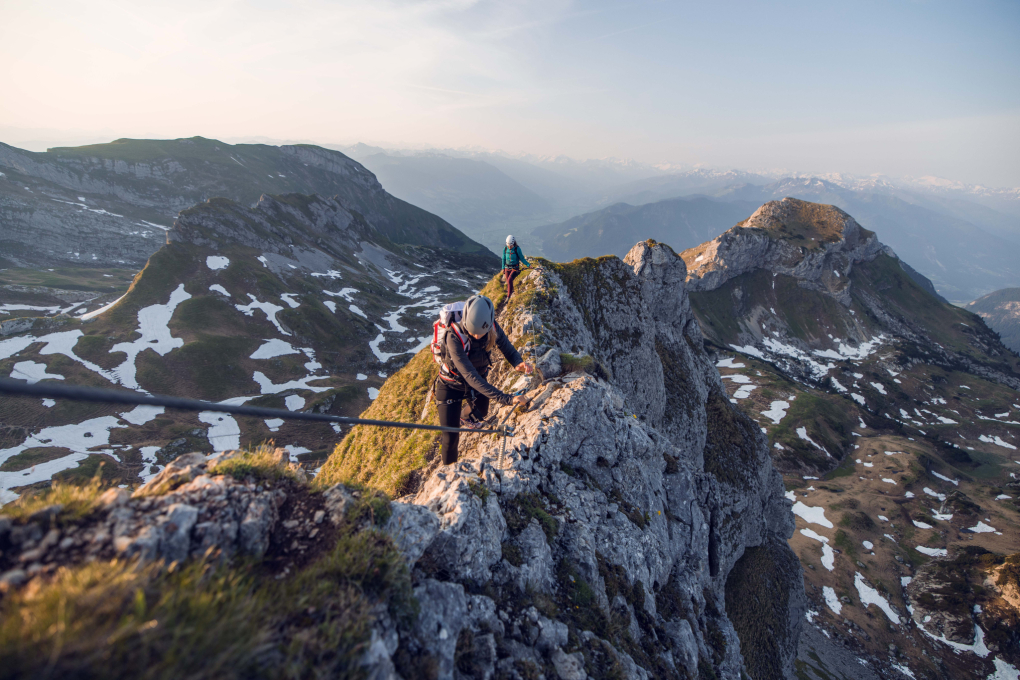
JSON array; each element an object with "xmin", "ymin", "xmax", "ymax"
[
  {"xmin": 0, "ymin": 454, "xmax": 413, "ymax": 680},
  {"xmin": 315, "ymin": 349, "xmax": 441, "ymax": 497},
  {"xmin": 315, "ymin": 266, "xmax": 547, "ymax": 497}
]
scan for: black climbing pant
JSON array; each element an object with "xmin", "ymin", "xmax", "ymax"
[{"xmin": 435, "ymin": 381, "xmax": 490, "ymax": 465}]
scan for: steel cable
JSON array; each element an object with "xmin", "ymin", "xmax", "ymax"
[{"xmin": 0, "ymin": 378, "xmax": 505, "ymax": 435}]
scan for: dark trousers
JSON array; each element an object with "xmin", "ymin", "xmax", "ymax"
[
  {"xmin": 435, "ymin": 381, "xmax": 491, "ymax": 465},
  {"xmin": 504, "ymin": 267, "xmax": 520, "ymax": 299}
]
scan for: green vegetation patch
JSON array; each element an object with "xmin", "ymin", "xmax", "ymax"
[
  {"xmin": 773, "ymin": 393, "xmax": 855, "ymax": 474},
  {"xmin": 0, "ymin": 447, "xmax": 69, "ymax": 472},
  {"xmin": 703, "ymin": 388, "xmax": 760, "ymax": 489},
  {"xmin": 503, "ymin": 492, "xmax": 558, "ymax": 544},
  {"xmin": 1, "ymin": 473, "xmax": 107, "ymax": 524},
  {"xmin": 0, "ymin": 525, "xmax": 413, "ymax": 680},
  {"xmin": 316, "ymin": 349, "xmax": 440, "ymax": 496},
  {"xmin": 207, "ymin": 444, "xmax": 301, "ymax": 485}
]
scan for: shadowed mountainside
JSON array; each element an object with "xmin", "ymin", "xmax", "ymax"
[{"xmin": 0, "ymin": 137, "xmax": 495, "ymax": 270}]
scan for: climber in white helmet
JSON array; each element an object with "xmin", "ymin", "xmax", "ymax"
[
  {"xmin": 435, "ymin": 294, "xmax": 531, "ymax": 464},
  {"xmin": 502, "ymin": 235, "xmax": 530, "ymax": 301}
]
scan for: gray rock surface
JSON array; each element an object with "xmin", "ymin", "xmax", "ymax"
[
  {"xmin": 366, "ymin": 241, "xmax": 804, "ymax": 680},
  {"xmin": 684, "ymin": 198, "xmax": 883, "ymax": 305},
  {"xmin": 0, "ymin": 240, "xmax": 805, "ymax": 679}
]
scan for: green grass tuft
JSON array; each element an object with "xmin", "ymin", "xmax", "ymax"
[
  {"xmin": 207, "ymin": 443, "xmax": 299, "ymax": 484},
  {"xmin": 0, "ymin": 514, "xmax": 413, "ymax": 679}
]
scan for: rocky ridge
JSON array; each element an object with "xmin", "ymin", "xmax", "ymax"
[
  {"xmin": 319, "ymin": 241, "xmax": 806, "ymax": 679},
  {"xmin": 1, "ymin": 241, "xmax": 806, "ymax": 679},
  {"xmin": 0, "ymin": 137, "xmax": 495, "ymax": 269}
]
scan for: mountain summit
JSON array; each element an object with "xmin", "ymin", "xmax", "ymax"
[
  {"xmin": 683, "ymin": 197, "xmax": 881, "ymax": 303},
  {"xmin": 0, "ymin": 138, "xmax": 495, "ymax": 269}
]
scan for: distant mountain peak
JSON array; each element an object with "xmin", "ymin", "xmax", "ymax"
[
  {"xmin": 682, "ymin": 198, "xmax": 880, "ymax": 301},
  {"xmin": 742, "ymin": 197, "xmax": 870, "ymax": 246}
]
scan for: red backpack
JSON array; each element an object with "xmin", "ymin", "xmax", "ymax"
[{"xmin": 431, "ymin": 302, "xmax": 471, "ymax": 383}]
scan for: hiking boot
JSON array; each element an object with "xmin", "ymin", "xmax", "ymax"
[{"xmin": 460, "ymin": 417, "xmax": 485, "ymax": 430}]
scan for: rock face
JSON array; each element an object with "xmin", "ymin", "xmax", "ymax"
[
  {"xmin": 0, "ymin": 137, "xmax": 495, "ymax": 269},
  {"xmin": 0, "ymin": 451, "xmax": 292, "ymax": 582},
  {"xmin": 683, "ymin": 197, "xmax": 884, "ymax": 306},
  {"xmin": 351, "ymin": 241, "xmax": 805, "ymax": 679}
]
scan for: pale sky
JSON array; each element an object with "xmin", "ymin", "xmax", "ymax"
[{"xmin": 2, "ymin": 0, "xmax": 1018, "ymax": 186}]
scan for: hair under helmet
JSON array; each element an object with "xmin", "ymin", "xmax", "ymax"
[{"xmin": 461, "ymin": 295, "xmax": 495, "ymax": 336}]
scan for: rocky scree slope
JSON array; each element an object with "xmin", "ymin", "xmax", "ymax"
[
  {"xmin": 0, "ymin": 191, "xmax": 486, "ymax": 500},
  {"xmin": 0, "ymin": 137, "xmax": 495, "ymax": 270},
  {"xmin": 320, "ymin": 242, "xmax": 805, "ymax": 680}
]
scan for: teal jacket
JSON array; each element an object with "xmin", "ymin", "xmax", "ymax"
[{"xmin": 502, "ymin": 244, "xmax": 529, "ymax": 269}]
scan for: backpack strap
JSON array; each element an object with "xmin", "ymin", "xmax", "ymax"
[{"xmin": 439, "ymin": 323, "xmax": 471, "ymax": 383}]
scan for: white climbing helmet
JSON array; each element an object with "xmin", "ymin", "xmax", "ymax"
[{"xmin": 506, "ymin": 234, "xmax": 516, "ymax": 247}]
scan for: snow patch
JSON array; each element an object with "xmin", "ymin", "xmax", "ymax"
[
  {"xmin": 823, "ymin": 586, "xmax": 842, "ymax": 614},
  {"xmin": 980, "ymin": 434, "xmax": 1017, "ymax": 450},
  {"xmin": 206, "ymin": 256, "xmax": 230, "ymax": 270},
  {"xmin": 792, "ymin": 502, "xmax": 833, "ymax": 528},
  {"xmin": 796, "ymin": 427, "xmax": 830, "ymax": 456},
  {"xmin": 235, "ymin": 294, "xmax": 290, "ymax": 336},
  {"xmin": 9, "ymin": 361, "xmax": 64, "ymax": 384},
  {"xmin": 250, "ymin": 338, "xmax": 299, "ymax": 360},
  {"xmin": 854, "ymin": 572, "xmax": 901, "ymax": 623},
  {"xmin": 111, "ymin": 284, "xmax": 191, "ymax": 390}
]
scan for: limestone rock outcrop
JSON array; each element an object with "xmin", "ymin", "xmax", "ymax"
[
  {"xmin": 682, "ymin": 197, "xmax": 883, "ymax": 306},
  {"xmin": 363, "ymin": 241, "xmax": 805, "ymax": 680}
]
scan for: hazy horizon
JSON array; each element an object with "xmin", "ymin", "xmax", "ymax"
[{"xmin": 2, "ymin": 0, "xmax": 1018, "ymax": 187}]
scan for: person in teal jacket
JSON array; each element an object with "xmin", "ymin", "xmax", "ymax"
[{"xmin": 502, "ymin": 234, "xmax": 530, "ymax": 301}]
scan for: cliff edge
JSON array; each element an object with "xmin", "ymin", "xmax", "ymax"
[{"xmin": 321, "ymin": 241, "xmax": 805, "ymax": 679}]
